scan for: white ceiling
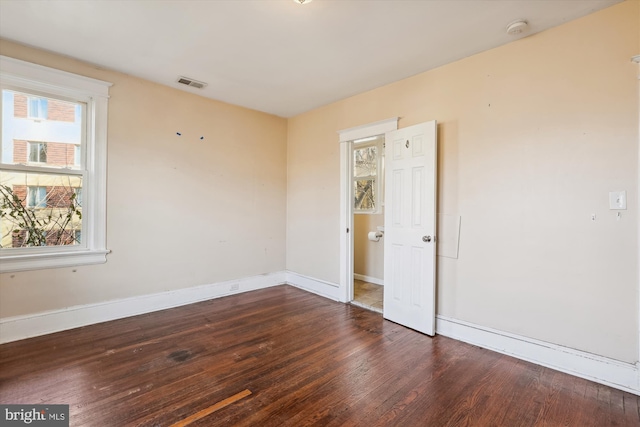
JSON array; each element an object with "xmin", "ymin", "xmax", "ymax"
[{"xmin": 0, "ymin": 0, "xmax": 622, "ymax": 118}]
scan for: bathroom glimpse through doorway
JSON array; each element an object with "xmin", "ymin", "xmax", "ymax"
[
  {"xmin": 338, "ymin": 118, "xmax": 398, "ymax": 309},
  {"xmin": 352, "ymin": 134, "xmax": 385, "ymax": 313}
]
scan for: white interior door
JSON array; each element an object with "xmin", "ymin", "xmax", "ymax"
[{"xmin": 383, "ymin": 121, "xmax": 437, "ymax": 335}]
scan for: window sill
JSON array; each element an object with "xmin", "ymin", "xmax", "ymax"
[{"xmin": 0, "ymin": 249, "xmax": 110, "ymax": 273}]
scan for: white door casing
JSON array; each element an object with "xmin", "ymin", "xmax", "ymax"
[
  {"xmin": 338, "ymin": 118, "xmax": 399, "ymax": 303},
  {"xmin": 383, "ymin": 121, "xmax": 437, "ymax": 335}
]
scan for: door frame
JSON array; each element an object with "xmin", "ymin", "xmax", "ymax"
[{"xmin": 338, "ymin": 117, "xmax": 398, "ymax": 303}]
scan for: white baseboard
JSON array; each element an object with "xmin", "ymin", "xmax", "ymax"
[
  {"xmin": 354, "ymin": 274, "xmax": 383, "ymax": 286},
  {"xmin": 436, "ymin": 315, "xmax": 640, "ymax": 396},
  {"xmin": 285, "ymin": 270, "xmax": 340, "ymax": 301},
  {"xmin": 3, "ymin": 271, "xmax": 638, "ymax": 397},
  {"xmin": 0, "ymin": 271, "xmax": 286, "ymax": 344}
]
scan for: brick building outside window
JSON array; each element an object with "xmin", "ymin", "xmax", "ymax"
[{"xmin": 1, "ymin": 91, "xmax": 83, "ymax": 248}]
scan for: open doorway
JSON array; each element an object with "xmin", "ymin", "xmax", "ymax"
[
  {"xmin": 338, "ymin": 118, "xmax": 398, "ymax": 307},
  {"xmin": 340, "ymin": 119, "xmax": 438, "ymax": 335},
  {"xmin": 351, "ymin": 134, "xmax": 385, "ymax": 313}
]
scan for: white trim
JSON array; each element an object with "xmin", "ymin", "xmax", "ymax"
[
  {"xmin": 3, "ymin": 270, "xmax": 638, "ymax": 396},
  {"xmin": 637, "ymin": 68, "xmax": 640, "ymax": 392},
  {"xmin": 0, "ymin": 271, "xmax": 286, "ymax": 344},
  {"xmin": 0, "ymin": 249, "xmax": 109, "ymax": 272},
  {"xmin": 354, "ymin": 273, "xmax": 383, "ymax": 286},
  {"xmin": 0, "ymin": 163, "xmax": 85, "ymax": 176},
  {"xmin": 0, "ymin": 56, "xmax": 111, "ymax": 97},
  {"xmin": 339, "ymin": 118, "xmax": 398, "ymax": 304},
  {"xmin": 285, "ymin": 270, "xmax": 340, "ymax": 301},
  {"xmin": 436, "ymin": 315, "xmax": 640, "ymax": 395},
  {"xmin": 339, "ymin": 139, "xmax": 354, "ymax": 303},
  {"xmin": 338, "ymin": 117, "xmax": 399, "ymax": 142}
]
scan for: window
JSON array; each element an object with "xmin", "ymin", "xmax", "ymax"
[
  {"xmin": 0, "ymin": 55, "xmax": 111, "ymax": 272},
  {"xmin": 26, "ymin": 186, "xmax": 47, "ymax": 208},
  {"xmin": 27, "ymin": 96, "xmax": 48, "ymax": 119},
  {"xmin": 28, "ymin": 141, "xmax": 47, "ymax": 163},
  {"xmin": 352, "ymin": 135, "xmax": 384, "ymax": 214}
]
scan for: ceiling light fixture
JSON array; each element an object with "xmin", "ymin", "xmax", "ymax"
[
  {"xmin": 293, "ymin": 0, "xmax": 313, "ymax": 4},
  {"xmin": 506, "ymin": 20, "xmax": 528, "ymax": 35}
]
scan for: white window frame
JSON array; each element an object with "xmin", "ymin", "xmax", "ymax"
[{"xmin": 0, "ymin": 56, "xmax": 111, "ymax": 272}]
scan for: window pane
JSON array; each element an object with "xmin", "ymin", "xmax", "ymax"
[
  {"xmin": 26, "ymin": 186, "xmax": 47, "ymax": 208},
  {"xmin": 0, "ymin": 171, "xmax": 83, "ymax": 248},
  {"xmin": 28, "ymin": 142, "xmax": 48, "ymax": 163},
  {"xmin": 74, "ymin": 145, "xmax": 81, "ymax": 167},
  {"xmin": 28, "ymin": 142, "xmax": 38, "ymax": 162},
  {"xmin": 354, "ymin": 178, "xmax": 375, "ymax": 211},
  {"xmin": 75, "ymin": 187, "xmax": 82, "ymax": 207},
  {"xmin": 28, "ymin": 97, "xmax": 47, "ymax": 119},
  {"xmin": 354, "ymin": 146, "xmax": 377, "ymax": 178},
  {"xmin": 2, "ymin": 90, "xmax": 84, "ymax": 170}
]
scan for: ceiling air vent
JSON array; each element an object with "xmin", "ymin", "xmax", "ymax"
[{"xmin": 177, "ymin": 76, "xmax": 207, "ymax": 89}]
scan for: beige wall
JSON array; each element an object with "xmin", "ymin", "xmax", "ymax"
[
  {"xmin": 354, "ymin": 214, "xmax": 384, "ymax": 281},
  {"xmin": 287, "ymin": 2, "xmax": 639, "ymax": 363},
  {"xmin": 0, "ymin": 40, "xmax": 287, "ymax": 317}
]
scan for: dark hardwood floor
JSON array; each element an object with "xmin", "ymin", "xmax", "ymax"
[{"xmin": 1, "ymin": 285, "xmax": 638, "ymax": 426}]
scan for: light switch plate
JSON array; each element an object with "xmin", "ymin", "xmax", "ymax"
[{"xmin": 609, "ymin": 191, "xmax": 626, "ymax": 210}]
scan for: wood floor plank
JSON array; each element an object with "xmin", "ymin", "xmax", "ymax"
[
  {"xmin": 1, "ymin": 285, "xmax": 637, "ymax": 427},
  {"xmin": 169, "ymin": 389, "xmax": 252, "ymax": 427}
]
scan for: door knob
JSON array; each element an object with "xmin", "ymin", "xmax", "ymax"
[{"xmin": 422, "ymin": 235, "xmax": 432, "ymax": 242}]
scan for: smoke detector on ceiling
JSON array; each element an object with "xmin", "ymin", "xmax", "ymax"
[
  {"xmin": 293, "ymin": 0, "xmax": 313, "ymax": 4},
  {"xmin": 506, "ymin": 20, "xmax": 529, "ymax": 36},
  {"xmin": 177, "ymin": 76, "xmax": 208, "ymax": 89}
]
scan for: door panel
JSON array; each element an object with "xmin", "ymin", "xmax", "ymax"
[{"xmin": 383, "ymin": 121, "xmax": 437, "ymax": 335}]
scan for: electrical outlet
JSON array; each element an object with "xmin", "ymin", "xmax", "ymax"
[{"xmin": 230, "ymin": 283, "xmax": 239, "ymax": 291}]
